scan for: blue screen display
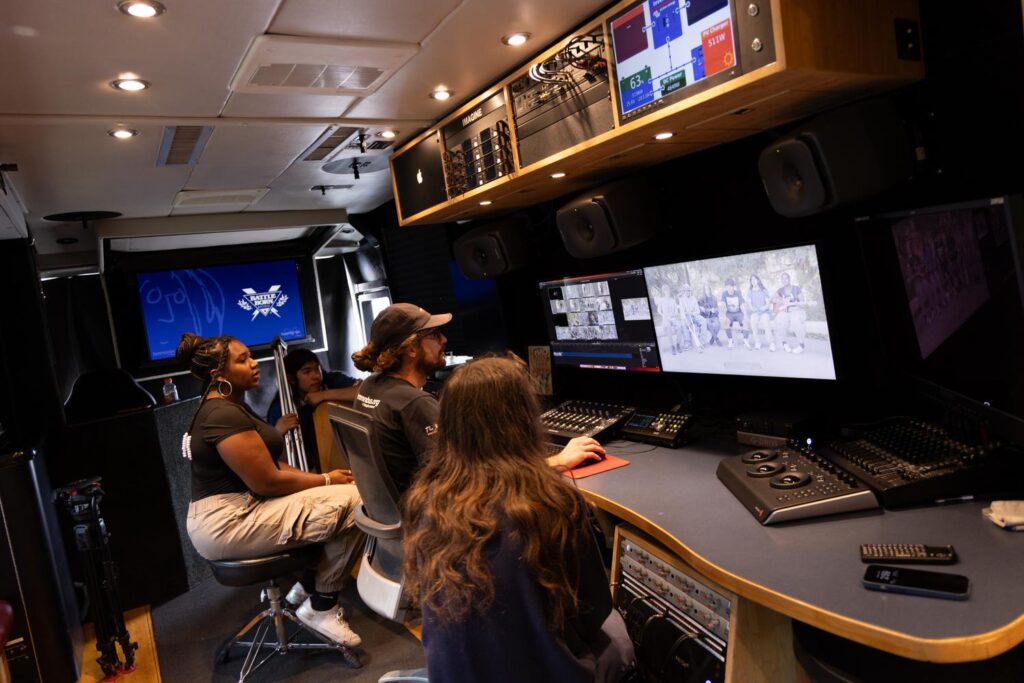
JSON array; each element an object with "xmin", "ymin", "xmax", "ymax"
[{"xmin": 136, "ymin": 259, "xmax": 307, "ymax": 361}]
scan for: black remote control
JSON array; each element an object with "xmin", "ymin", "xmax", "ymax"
[{"xmin": 860, "ymin": 544, "xmax": 957, "ymax": 564}]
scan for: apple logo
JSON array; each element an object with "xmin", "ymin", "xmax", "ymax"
[{"xmin": 416, "ymin": 169, "xmax": 423, "ymax": 184}]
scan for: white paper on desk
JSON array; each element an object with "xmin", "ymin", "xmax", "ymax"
[{"xmin": 982, "ymin": 500, "xmax": 1024, "ymax": 530}]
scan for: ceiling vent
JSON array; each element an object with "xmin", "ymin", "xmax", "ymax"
[
  {"xmin": 230, "ymin": 35, "xmax": 418, "ymax": 96},
  {"xmin": 157, "ymin": 126, "xmax": 213, "ymax": 166},
  {"xmin": 302, "ymin": 126, "xmax": 360, "ymax": 161},
  {"xmin": 172, "ymin": 188, "xmax": 269, "ymax": 211}
]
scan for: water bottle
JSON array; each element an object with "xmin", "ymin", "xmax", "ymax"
[{"xmin": 162, "ymin": 377, "xmax": 179, "ymax": 404}]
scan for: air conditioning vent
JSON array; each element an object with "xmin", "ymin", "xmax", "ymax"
[
  {"xmin": 302, "ymin": 126, "xmax": 360, "ymax": 161},
  {"xmin": 249, "ymin": 64, "xmax": 384, "ymax": 90},
  {"xmin": 230, "ymin": 35, "xmax": 418, "ymax": 96},
  {"xmin": 157, "ymin": 126, "xmax": 213, "ymax": 166},
  {"xmin": 172, "ymin": 188, "xmax": 268, "ymax": 209}
]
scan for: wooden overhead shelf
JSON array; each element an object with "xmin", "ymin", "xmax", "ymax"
[{"xmin": 390, "ymin": 0, "xmax": 923, "ymax": 227}]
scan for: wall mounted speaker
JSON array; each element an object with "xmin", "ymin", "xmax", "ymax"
[
  {"xmin": 556, "ymin": 177, "xmax": 659, "ymax": 258},
  {"xmin": 453, "ymin": 216, "xmax": 529, "ymax": 279},
  {"xmin": 758, "ymin": 98, "xmax": 914, "ymax": 217}
]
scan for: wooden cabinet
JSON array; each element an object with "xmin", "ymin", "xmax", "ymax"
[{"xmin": 391, "ymin": 0, "xmax": 923, "ymax": 226}]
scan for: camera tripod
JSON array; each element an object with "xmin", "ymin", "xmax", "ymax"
[{"xmin": 56, "ymin": 477, "xmax": 138, "ymax": 680}]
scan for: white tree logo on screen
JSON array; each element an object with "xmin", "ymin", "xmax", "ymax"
[{"xmin": 237, "ymin": 285, "xmax": 289, "ymax": 320}]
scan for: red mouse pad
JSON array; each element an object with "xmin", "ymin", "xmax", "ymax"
[{"xmin": 562, "ymin": 454, "xmax": 630, "ymax": 479}]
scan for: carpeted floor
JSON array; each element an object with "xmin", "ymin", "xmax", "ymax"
[{"xmin": 152, "ymin": 578, "xmax": 425, "ymax": 682}]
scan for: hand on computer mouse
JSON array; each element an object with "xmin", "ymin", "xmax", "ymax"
[{"xmin": 547, "ymin": 437, "xmax": 606, "ymax": 471}]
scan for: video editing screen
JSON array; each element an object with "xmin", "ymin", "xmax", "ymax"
[
  {"xmin": 643, "ymin": 244, "xmax": 837, "ymax": 380},
  {"xmin": 540, "ymin": 269, "xmax": 662, "ymax": 371},
  {"xmin": 136, "ymin": 259, "xmax": 307, "ymax": 361},
  {"xmin": 608, "ymin": 0, "xmax": 736, "ymax": 120}
]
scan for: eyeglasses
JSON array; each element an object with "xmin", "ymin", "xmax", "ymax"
[{"xmin": 418, "ymin": 328, "xmax": 443, "ymax": 341}]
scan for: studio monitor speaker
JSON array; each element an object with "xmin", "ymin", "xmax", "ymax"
[
  {"xmin": 453, "ymin": 216, "xmax": 529, "ymax": 279},
  {"xmin": 556, "ymin": 177, "xmax": 659, "ymax": 258},
  {"xmin": 758, "ymin": 98, "xmax": 914, "ymax": 218}
]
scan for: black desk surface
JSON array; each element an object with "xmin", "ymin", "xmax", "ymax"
[{"xmin": 578, "ymin": 438, "xmax": 1024, "ymax": 663}]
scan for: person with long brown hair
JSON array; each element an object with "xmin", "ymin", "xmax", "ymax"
[
  {"xmin": 403, "ymin": 355, "xmax": 635, "ymax": 682},
  {"xmin": 177, "ymin": 333, "xmax": 364, "ymax": 647}
]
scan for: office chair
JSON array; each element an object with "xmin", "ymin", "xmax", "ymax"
[{"xmin": 327, "ymin": 404, "xmax": 427, "ymax": 683}]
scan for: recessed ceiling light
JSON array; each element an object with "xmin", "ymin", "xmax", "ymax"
[
  {"xmin": 430, "ymin": 87, "xmax": 451, "ymax": 101},
  {"xmin": 551, "ymin": 172, "xmax": 566, "ymax": 179},
  {"xmin": 117, "ymin": 1, "xmax": 166, "ymax": 18},
  {"xmin": 56, "ymin": 237, "xmax": 79, "ymax": 245},
  {"xmin": 108, "ymin": 128, "xmax": 139, "ymax": 139},
  {"xmin": 110, "ymin": 78, "xmax": 150, "ymax": 91},
  {"xmin": 378, "ymin": 129, "xmax": 397, "ymax": 139},
  {"xmin": 502, "ymin": 32, "xmax": 531, "ymax": 47},
  {"xmin": 653, "ymin": 132, "xmax": 674, "ymax": 140},
  {"xmin": 479, "ymin": 200, "xmax": 493, "ymax": 206}
]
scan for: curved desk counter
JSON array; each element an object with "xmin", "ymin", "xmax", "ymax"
[{"xmin": 578, "ymin": 438, "xmax": 1024, "ymax": 665}]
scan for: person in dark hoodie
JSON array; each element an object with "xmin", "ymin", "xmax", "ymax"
[{"xmin": 402, "ymin": 355, "xmax": 635, "ymax": 683}]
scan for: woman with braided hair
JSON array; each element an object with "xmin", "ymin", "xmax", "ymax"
[{"xmin": 177, "ymin": 332, "xmax": 364, "ymax": 647}]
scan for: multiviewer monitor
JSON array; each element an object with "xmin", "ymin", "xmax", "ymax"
[
  {"xmin": 607, "ymin": 0, "xmax": 776, "ymax": 123},
  {"xmin": 539, "ymin": 269, "xmax": 661, "ymax": 371},
  {"xmin": 643, "ymin": 244, "xmax": 837, "ymax": 380},
  {"xmin": 136, "ymin": 259, "xmax": 307, "ymax": 361}
]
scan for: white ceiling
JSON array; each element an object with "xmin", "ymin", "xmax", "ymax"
[{"xmin": 0, "ymin": 0, "xmax": 609, "ymax": 263}]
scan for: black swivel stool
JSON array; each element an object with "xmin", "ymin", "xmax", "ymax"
[{"xmin": 208, "ymin": 544, "xmax": 360, "ymax": 681}]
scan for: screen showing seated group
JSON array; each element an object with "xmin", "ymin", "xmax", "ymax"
[
  {"xmin": 643, "ymin": 245, "xmax": 837, "ymax": 379},
  {"xmin": 608, "ymin": 0, "xmax": 736, "ymax": 120},
  {"xmin": 539, "ymin": 269, "xmax": 662, "ymax": 371},
  {"xmin": 136, "ymin": 259, "xmax": 307, "ymax": 361}
]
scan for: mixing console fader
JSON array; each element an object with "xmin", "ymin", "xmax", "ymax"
[
  {"xmin": 539, "ymin": 400, "xmax": 633, "ymax": 445},
  {"xmin": 717, "ymin": 443, "xmax": 880, "ymax": 524}
]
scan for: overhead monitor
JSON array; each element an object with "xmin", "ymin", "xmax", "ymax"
[
  {"xmin": 643, "ymin": 244, "xmax": 837, "ymax": 379},
  {"xmin": 606, "ymin": 0, "xmax": 775, "ymax": 123},
  {"xmin": 539, "ymin": 269, "xmax": 661, "ymax": 372},
  {"xmin": 136, "ymin": 258, "xmax": 308, "ymax": 361}
]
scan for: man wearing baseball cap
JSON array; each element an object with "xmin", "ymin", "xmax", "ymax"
[{"xmin": 352, "ymin": 303, "xmax": 605, "ymax": 493}]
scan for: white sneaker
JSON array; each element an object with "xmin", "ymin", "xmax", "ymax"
[
  {"xmin": 754, "ymin": 342, "xmax": 762, "ymax": 350},
  {"xmin": 792, "ymin": 344, "xmax": 805, "ymax": 355},
  {"xmin": 727, "ymin": 338, "xmax": 735, "ymax": 348},
  {"xmin": 782, "ymin": 342, "xmax": 792, "ymax": 353},
  {"xmin": 296, "ymin": 599, "xmax": 362, "ymax": 647},
  {"xmin": 768, "ymin": 342, "xmax": 776, "ymax": 352},
  {"xmin": 285, "ymin": 581, "xmax": 309, "ymax": 606},
  {"xmin": 743, "ymin": 338, "xmax": 752, "ymax": 350}
]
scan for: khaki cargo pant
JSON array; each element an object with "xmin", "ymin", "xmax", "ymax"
[{"xmin": 187, "ymin": 485, "xmax": 364, "ymax": 593}]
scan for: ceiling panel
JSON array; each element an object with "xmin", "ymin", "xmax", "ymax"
[
  {"xmin": 270, "ymin": 0, "xmax": 463, "ymax": 43},
  {"xmin": 258, "ymin": 156, "xmax": 394, "ymax": 214},
  {"xmin": 184, "ymin": 124, "xmax": 327, "ymax": 190},
  {"xmin": 0, "ymin": 122, "xmax": 189, "ymax": 231},
  {"xmin": 221, "ymin": 92, "xmax": 358, "ymax": 118},
  {"xmin": 0, "ymin": 0, "xmax": 280, "ymax": 116},
  {"xmin": 346, "ymin": 0, "xmax": 609, "ymax": 119}
]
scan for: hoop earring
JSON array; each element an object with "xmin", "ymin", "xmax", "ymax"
[{"xmin": 216, "ymin": 379, "xmax": 233, "ymax": 397}]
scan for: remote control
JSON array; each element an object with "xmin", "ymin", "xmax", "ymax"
[{"xmin": 860, "ymin": 544, "xmax": 957, "ymax": 564}]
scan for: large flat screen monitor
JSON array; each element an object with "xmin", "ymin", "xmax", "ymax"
[
  {"xmin": 864, "ymin": 196, "xmax": 1024, "ymax": 425},
  {"xmin": 643, "ymin": 244, "xmax": 837, "ymax": 379},
  {"xmin": 606, "ymin": 0, "xmax": 774, "ymax": 123},
  {"xmin": 136, "ymin": 259, "xmax": 307, "ymax": 361},
  {"xmin": 539, "ymin": 269, "xmax": 661, "ymax": 371}
]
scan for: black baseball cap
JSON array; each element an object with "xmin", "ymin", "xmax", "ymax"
[{"xmin": 371, "ymin": 303, "xmax": 452, "ymax": 350}]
